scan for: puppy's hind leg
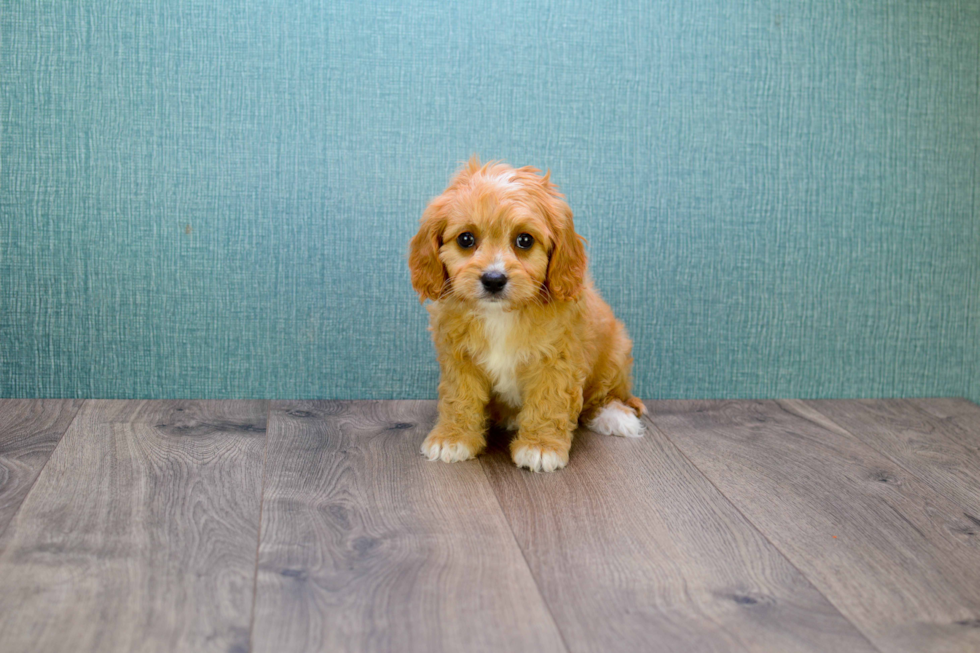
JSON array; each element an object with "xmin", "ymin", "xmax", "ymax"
[{"xmin": 587, "ymin": 399, "xmax": 645, "ymax": 438}]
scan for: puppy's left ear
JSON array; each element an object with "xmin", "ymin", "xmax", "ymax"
[
  {"xmin": 408, "ymin": 195, "xmax": 449, "ymax": 302},
  {"xmin": 539, "ymin": 173, "xmax": 587, "ymax": 301}
]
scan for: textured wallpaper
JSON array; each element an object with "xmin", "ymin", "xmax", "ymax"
[{"xmin": 1, "ymin": 1, "xmax": 978, "ymax": 400}]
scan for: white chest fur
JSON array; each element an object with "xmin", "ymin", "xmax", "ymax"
[{"xmin": 476, "ymin": 306, "xmax": 523, "ymax": 408}]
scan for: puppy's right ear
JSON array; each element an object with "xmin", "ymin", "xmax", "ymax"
[{"xmin": 408, "ymin": 195, "xmax": 449, "ymax": 302}]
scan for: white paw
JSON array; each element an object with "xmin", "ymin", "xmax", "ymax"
[
  {"xmin": 588, "ymin": 401, "xmax": 644, "ymax": 438},
  {"xmin": 512, "ymin": 444, "xmax": 568, "ymax": 473},
  {"xmin": 420, "ymin": 435, "xmax": 477, "ymax": 463}
]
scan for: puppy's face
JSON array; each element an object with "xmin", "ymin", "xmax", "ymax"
[
  {"xmin": 409, "ymin": 158, "xmax": 587, "ymax": 307},
  {"xmin": 438, "ymin": 183, "xmax": 551, "ymax": 307}
]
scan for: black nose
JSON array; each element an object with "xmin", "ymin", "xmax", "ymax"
[{"xmin": 480, "ymin": 271, "xmax": 508, "ymax": 294}]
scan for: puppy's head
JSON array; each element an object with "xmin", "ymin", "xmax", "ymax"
[{"xmin": 409, "ymin": 157, "xmax": 587, "ymax": 307}]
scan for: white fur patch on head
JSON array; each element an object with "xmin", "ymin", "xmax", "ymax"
[
  {"xmin": 420, "ymin": 436, "xmax": 478, "ymax": 463},
  {"xmin": 588, "ymin": 401, "xmax": 644, "ymax": 438},
  {"xmin": 512, "ymin": 443, "xmax": 568, "ymax": 472},
  {"xmin": 482, "ymin": 169, "xmax": 519, "ymax": 194}
]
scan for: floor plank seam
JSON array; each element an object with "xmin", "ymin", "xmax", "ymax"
[
  {"xmin": 246, "ymin": 399, "xmax": 272, "ymax": 653},
  {"xmin": 5, "ymin": 400, "xmax": 974, "ymax": 651},
  {"xmin": 478, "ymin": 458, "xmax": 573, "ymax": 653},
  {"xmin": 639, "ymin": 409, "xmax": 887, "ymax": 653},
  {"xmin": 0, "ymin": 399, "xmax": 86, "ymax": 546},
  {"xmin": 790, "ymin": 400, "xmax": 980, "ymax": 521}
]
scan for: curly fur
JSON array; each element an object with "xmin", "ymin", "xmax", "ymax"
[{"xmin": 409, "ymin": 157, "xmax": 644, "ymax": 472}]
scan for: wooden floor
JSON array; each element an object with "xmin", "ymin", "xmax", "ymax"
[{"xmin": 1, "ymin": 400, "xmax": 979, "ymax": 652}]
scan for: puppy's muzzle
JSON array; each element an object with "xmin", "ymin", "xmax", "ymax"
[{"xmin": 480, "ymin": 271, "xmax": 508, "ymax": 295}]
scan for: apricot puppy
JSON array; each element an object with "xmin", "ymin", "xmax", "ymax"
[{"xmin": 408, "ymin": 158, "xmax": 644, "ymax": 472}]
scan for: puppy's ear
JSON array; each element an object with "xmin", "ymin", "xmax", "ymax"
[
  {"xmin": 539, "ymin": 173, "xmax": 587, "ymax": 301},
  {"xmin": 408, "ymin": 195, "xmax": 449, "ymax": 302}
]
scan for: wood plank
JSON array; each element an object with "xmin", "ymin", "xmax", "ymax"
[
  {"xmin": 790, "ymin": 399, "xmax": 980, "ymax": 530},
  {"xmin": 252, "ymin": 400, "xmax": 566, "ymax": 653},
  {"xmin": 480, "ymin": 419, "xmax": 878, "ymax": 652},
  {"xmin": 0, "ymin": 400, "xmax": 268, "ymax": 653},
  {"xmin": 907, "ymin": 397, "xmax": 980, "ymax": 445},
  {"xmin": 0, "ymin": 399, "xmax": 83, "ymax": 539},
  {"xmin": 649, "ymin": 400, "xmax": 980, "ymax": 653}
]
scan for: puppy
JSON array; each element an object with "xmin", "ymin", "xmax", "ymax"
[{"xmin": 408, "ymin": 157, "xmax": 644, "ymax": 472}]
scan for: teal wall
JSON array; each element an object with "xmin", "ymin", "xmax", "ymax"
[{"xmin": 2, "ymin": 1, "xmax": 978, "ymax": 401}]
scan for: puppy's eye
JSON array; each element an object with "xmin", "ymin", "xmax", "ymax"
[
  {"xmin": 515, "ymin": 233, "xmax": 534, "ymax": 250},
  {"xmin": 456, "ymin": 232, "xmax": 476, "ymax": 249}
]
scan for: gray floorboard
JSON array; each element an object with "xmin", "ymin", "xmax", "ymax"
[
  {"xmin": 0, "ymin": 400, "xmax": 267, "ymax": 653},
  {"xmin": 648, "ymin": 399, "xmax": 980, "ymax": 653},
  {"xmin": 1, "ymin": 398, "xmax": 978, "ymax": 652},
  {"xmin": 0, "ymin": 399, "xmax": 82, "ymax": 542},
  {"xmin": 251, "ymin": 400, "xmax": 566, "ymax": 653},
  {"xmin": 791, "ymin": 399, "xmax": 980, "ymax": 530},
  {"xmin": 909, "ymin": 397, "xmax": 980, "ymax": 447},
  {"xmin": 480, "ymin": 421, "xmax": 878, "ymax": 653}
]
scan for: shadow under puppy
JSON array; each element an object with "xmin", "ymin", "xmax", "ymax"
[{"xmin": 409, "ymin": 157, "xmax": 645, "ymax": 472}]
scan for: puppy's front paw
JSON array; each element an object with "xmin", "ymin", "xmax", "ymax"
[
  {"xmin": 420, "ymin": 430, "xmax": 482, "ymax": 463},
  {"xmin": 511, "ymin": 441, "xmax": 569, "ymax": 473}
]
